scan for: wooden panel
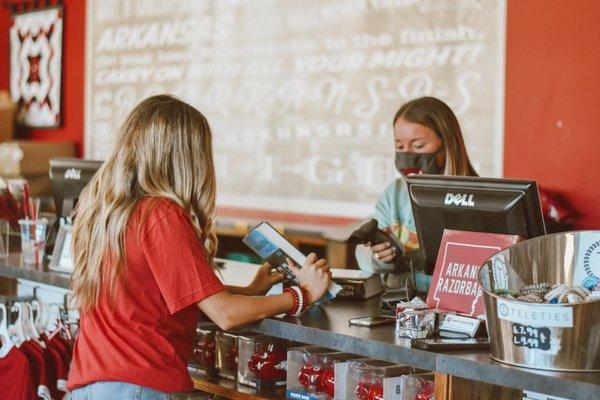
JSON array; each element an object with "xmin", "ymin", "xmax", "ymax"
[
  {"xmin": 435, "ymin": 374, "xmax": 523, "ymax": 400},
  {"xmin": 192, "ymin": 376, "xmax": 285, "ymax": 400},
  {"xmin": 0, "ymin": 276, "xmax": 16, "ymax": 296},
  {"xmin": 435, "ymin": 372, "xmax": 451, "ymax": 400}
]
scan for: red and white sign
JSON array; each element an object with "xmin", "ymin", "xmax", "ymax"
[{"xmin": 427, "ymin": 230, "xmax": 521, "ymax": 317}]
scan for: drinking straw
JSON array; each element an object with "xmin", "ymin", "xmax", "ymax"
[
  {"xmin": 23, "ymin": 182, "xmax": 30, "ymax": 219},
  {"xmin": 32, "ymin": 198, "xmax": 40, "ymax": 221}
]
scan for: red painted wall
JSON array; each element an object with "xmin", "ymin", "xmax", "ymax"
[
  {"xmin": 0, "ymin": 0, "xmax": 85, "ymax": 154},
  {"xmin": 0, "ymin": 8, "xmax": 8, "ymax": 93},
  {"xmin": 1, "ymin": 1, "xmax": 599, "ymax": 227},
  {"xmin": 504, "ymin": 0, "xmax": 600, "ymax": 229}
]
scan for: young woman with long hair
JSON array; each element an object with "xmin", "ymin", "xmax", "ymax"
[
  {"xmin": 67, "ymin": 95, "xmax": 331, "ymax": 399},
  {"xmin": 356, "ymin": 96, "xmax": 478, "ymax": 287}
]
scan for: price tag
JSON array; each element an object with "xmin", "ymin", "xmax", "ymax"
[
  {"xmin": 438, "ymin": 314, "xmax": 482, "ymax": 337},
  {"xmin": 512, "ymin": 323, "xmax": 551, "ymax": 350}
]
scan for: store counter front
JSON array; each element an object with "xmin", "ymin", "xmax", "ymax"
[{"xmin": 0, "ymin": 255, "xmax": 598, "ymax": 400}]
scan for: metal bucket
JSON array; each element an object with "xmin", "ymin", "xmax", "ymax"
[{"xmin": 478, "ymin": 231, "xmax": 600, "ymax": 372}]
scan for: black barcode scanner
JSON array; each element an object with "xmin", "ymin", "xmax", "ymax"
[{"xmin": 348, "ymin": 219, "xmax": 406, "ymax": 268}]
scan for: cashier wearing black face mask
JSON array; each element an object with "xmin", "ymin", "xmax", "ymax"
[{"xmin": 356, "ymin": 97, "xmax": 478, "ymax": 288}]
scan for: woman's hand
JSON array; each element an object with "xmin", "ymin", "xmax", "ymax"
[
  {"xmin": 368, "ymin": 227, "xmax": 397, "ymax": 263},
  {"xmin": 288, "ymin": 253, "xmax": 332, "ymax": 305},
  {"xmin": 247, "ymin": 263, "xmax": 285, "ymax": 295}
]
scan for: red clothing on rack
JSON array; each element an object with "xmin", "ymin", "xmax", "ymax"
[
  {"xmin": 68, "ymin": 198, "xmax": 225, "ymax": 393},
  {"xmin": 43, "ymin": 335, "xmax": 69, "ymax": 392},
  {"xmin": 45, "ymin": 333, "xmax": 71, "ymax": 367},
  {"xmin": 20, "ymin": 340, "xmax": 52, "ymax": 399},
  {"xmin": 0, "ymin": 345, "xmax": 37, "ymax": 400}
]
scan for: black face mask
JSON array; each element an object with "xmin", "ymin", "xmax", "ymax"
[{"xmin": 395, "ymin": 150, "xmax": 444, "ymax": 176}]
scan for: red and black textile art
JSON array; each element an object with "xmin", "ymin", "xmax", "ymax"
[{"xmin": 9, "ymin": 6, "xmax": 63, "ymax": 128}]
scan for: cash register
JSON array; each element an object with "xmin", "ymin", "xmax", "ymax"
[{"xmin": 47, "ymin": 158, "xmax": 103, "ymax": 273}]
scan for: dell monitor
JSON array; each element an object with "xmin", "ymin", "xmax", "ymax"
[
  {"xmin": 406, "ymin": 174, "xmax": 546, "ymax": 274},
  {"xmin": 49, "ymin": 158, "xmax": 103, "ymax": 224}
]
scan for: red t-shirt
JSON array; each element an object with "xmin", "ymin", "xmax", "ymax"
[
  {"xmin": 67, "ymin": 198, "xmax": 225, "ymax": 392},
  {"xmin": 42, "ymin": 335, "xmax": 69, "ymax": 392},
  {"xmin": 0, "ymin": 344, "xmax": 37, "ymax": 400},
  {"xmin": 20, "ymin": 340, "xmax": 52, "ymax": 399}
]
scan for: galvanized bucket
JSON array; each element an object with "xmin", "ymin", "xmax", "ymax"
[{"xmin": 478, "ymin": 231, "xmax": 600, "ymax": 372}]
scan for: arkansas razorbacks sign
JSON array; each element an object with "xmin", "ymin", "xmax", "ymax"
[{"xmin": 427, "ymin": 229, "xmax": 521, "ymax": 317}]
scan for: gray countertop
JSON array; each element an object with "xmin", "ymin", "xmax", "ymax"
[
  {"xmin": 0, "ymin": 257, "xmax": 598, "ymax": 399},
  {"xmin": 0, "ymin": 253, "xmax": 71, "ymax": 289},
  {"xmin": 250, "ymin": 297, "xmax": 600, "ymax": 400}
]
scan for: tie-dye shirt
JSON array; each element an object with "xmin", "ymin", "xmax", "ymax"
[{"xmin": 356, "ymin": 177, "xmax": 420, "ymax": 276}]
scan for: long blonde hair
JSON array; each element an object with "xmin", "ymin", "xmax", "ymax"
[
  {"xmin": 394, "ymin": 97, "xmax": 478, "ymax": 176},
  {"xmin": 71, "ymin": 94, "xmax": 218, "ymax": 312}
]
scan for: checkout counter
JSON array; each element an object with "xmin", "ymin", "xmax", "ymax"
[{"xmin": 1, "ymin": 255, "xmax": 598, "ymax": 400}]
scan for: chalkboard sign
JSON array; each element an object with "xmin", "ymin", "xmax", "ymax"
[
  {"xmin": 85, "ymin": 0, "xmax": 506, "ymax": 217},
  {"xmin": 512, "ymin": 323, "xmax": 551, "ymax": 351}
]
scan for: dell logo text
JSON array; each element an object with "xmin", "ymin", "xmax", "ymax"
[
  {"xmin": 444, "ymin": 193, "xmax": 475, "ymax": 207},
  {"xmin": 64, "ymin": 168, "xmax": 82, "ymax": 180}
]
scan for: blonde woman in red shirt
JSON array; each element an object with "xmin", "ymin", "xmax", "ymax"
[{"xmin": 67, "ymin": 95, "xmax": 332, "ymax": 399}]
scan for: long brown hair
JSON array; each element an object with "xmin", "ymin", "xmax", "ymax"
[
  {"xmin": 71, "ymin": 95, "xmax": 218, "ymax": 312},
  {"xmin": 393, "ymin": 97, "xmax": 478, "ymax": 176}
]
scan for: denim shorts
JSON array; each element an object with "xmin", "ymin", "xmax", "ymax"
[{"xmin": 69, "ymin": 381, "xmax": 193, "ymax": 400}]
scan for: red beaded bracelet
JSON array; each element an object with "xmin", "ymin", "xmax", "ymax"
[
  {"xmin": 283, "ymin": 287, "xmax": 300, "ymax": 315},
  {"xmin": 284, "ymin": 286, "xmax": 309, "ymax": 316}
]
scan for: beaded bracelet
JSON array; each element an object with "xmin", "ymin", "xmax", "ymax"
[
  {"xmin": 283, "ymin": 286, "xmax": 308, "ymax": 316},
  {"xmin": 283, "ymin": 287, "xmax": 300, "ymax": 315},
  {"xmin": 291, "ymin": 286, "xmax": 304, "ymax": 316},
  {"xmin": 299, "ymin": 286, "xmax": 309, "ymax": 310}
]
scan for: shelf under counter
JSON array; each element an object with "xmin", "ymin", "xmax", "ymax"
[{"xmin": 191, "ymin": 375, "xmax": 285, "ymax": 400}]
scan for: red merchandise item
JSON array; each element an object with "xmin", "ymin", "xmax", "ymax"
[
  {"xmin": 67, "ymin": 198, "xmax": 225, "ymax": 393},
  {"xmin": 426, "ymin": 229, "xmax": 521, "ymax": 317},
  {"xmin": 298, "ymin": 362, "xmax": 313, "ymax": 388},
  {"xmin": 416, "ymin": 378, "xmax": 435, "ymax": 400},
  {"xmin": 20, "ymin": 340, "xmax": 52, "ymax": 399},
  {"xmin": 193, "ymin": 331, "xmax": 216, "ymax": 368},
  {"xmin": 32, "ymin": 340, "xmax": 60, "ymax": 400},
  {"xmin": 368, "ymin": 384, "xmax": 383, "ymax": 400},
  {"xmin": 54, "ymin": 332, "xmax": 73, "ymax": 355},
  {"xmin": 0, "ymin": 344, "xmax": 37, "ymax": 400},
  {"xmin": 47, "ymin": 333, "xmax": 71, "ymax": 367},
  {"xmin": 247, "ymin": 342, "xmax": 287, "ymax": 380},
  {"xmin": 49, "ymin": 346, "xmax": 67, "ymax": 393},
  {"xmin": 43, "ymin": 333, "xmax": 71, "ymax": 392},
  {"xmin": 298, "ymin": 362, "xmax": 331, "ymax": 394},
  {"xmin": 224, "ymin": 343, "xmax": 238, "ymax": 372},
  {"xmin": 317, "ymin": 366, "xmax": 335, "ymax": 397},
  {"xmin": 538, "ymin": 188, "xmax": 575, "ymax": 223},
  {"xmin": 356, "ymin": 381, "xmax": 370, "ymax": 400},
  {"xmin": 45, "ymin": 341, "xmax": 69, "ymax": 393},
  {"xmin": 320, "ymin": 366, "xmax": 335, "ymax": 397},
  {"xmin": 356, "ymin": 378, "xmax": 383, "ymax": 400}
]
